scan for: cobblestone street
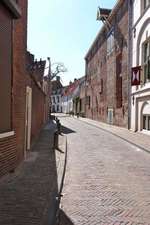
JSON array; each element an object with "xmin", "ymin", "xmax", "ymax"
[{"xmin": 58, "ymin": 115, "xmax": 150, "ymax": 225}]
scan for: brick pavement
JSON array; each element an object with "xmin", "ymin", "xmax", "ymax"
[
  {"xmin": 78, "ymin": 117, "xmax": 150, "ymax": 154},
  {"xmin": 0, "ymin": 120, "xmax": 66, "ymax": 225},
  {"xmin": 57, "ymin": 116, "xmax": 150, "ymax": 225}
]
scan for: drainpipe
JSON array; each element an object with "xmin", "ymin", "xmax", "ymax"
[
  {"xmin": 127, "ymin": 0, "xmax": 133, "ymax": 129},
  {"xmin": 85, "ymin": 60, "xmax": 88, "ymax": 117}
]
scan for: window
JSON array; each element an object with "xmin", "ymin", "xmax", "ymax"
[
  {"xmin": 116, "ymin": 53, "xmax": 122, "ymax": 108},
  {"xmin": 99, "ymin": 79, "xmax": 103, "ymax": 94},
  {"xmin": 86, "ymin": 96, "xmax": 91, "ymax": 109},
  {"xmin": 107, "ymin": 108, "xmax": 113, "ymax": 124},
  {"xmin": 144, "ymin": 0, "xmax": 150, "ymax": 10},
  {"xmin": 53, "ymin": 97, "xmax": 55, "ymax": 104},
  {"xmin": 143, "ymin": 115, "xmax": 150, "ymax": 130},
  {"xmin": 141, "ymin": 0, "xmax": 150, "ymax": 12},
  {"xmin": 57, "ymin": 105, "xmax": 59, "ymax": 112},
  {"xmin": 57, "ymin": 96, "xmax": 60, "ymax": 103},
  {"xmin": 142, "ymin": 38, "xmax": 150, "ymax": 82},
  {"xmin": 0, "ymin": 4, "xmax": 12, "ymax": 133},
  {"xmin": 107, "ymin": 28, "xmax": 114, "ymax": 55}
]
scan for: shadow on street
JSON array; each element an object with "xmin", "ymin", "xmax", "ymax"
[
  {"xmin": 57, "ymin": 209, "xmax": 74, "ymax": 225},
  {"xmin": 0, "ymin": 119, "xmax": 64, "ymax": 225},
  {"xmin": 61, "ymin": 125, "xmax": 76, "ymax": 134}
]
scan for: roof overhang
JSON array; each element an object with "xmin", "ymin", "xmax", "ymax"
[
  {"xmin": 85, "ymin": 0, "xmax": 124, "ymax": 60},
  {"xmin": 2, "ymin": 0, "xmax": 21, "ymax": 19}
]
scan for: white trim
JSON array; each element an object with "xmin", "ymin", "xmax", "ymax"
[
  {"xmin": 0, "ymin": 131, "xmax": 15, "ymax": 139},
  {"xmin": 141, "ymin": 129, "xmax": 150, "ymax": 135}
]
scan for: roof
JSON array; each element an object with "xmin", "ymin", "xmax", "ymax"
[
  {"xmin": 85, "ymin": 0, "xmax": 124, "ymax": 60},
  {"xmin": 62, "ymin": 80, "xmax": 80, "ymax": 97},
  {"xmin": 26, "ymin": 51, "xmax": 46, "ymax": 83}
]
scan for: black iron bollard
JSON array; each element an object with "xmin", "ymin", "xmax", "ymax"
[
  {"xmin": 53, "ymin": 131, "xmax": 59, "ymax": 149},
  {"xmin": 56, "ymin": 119, "xmax": 61, "ymax": 134}
]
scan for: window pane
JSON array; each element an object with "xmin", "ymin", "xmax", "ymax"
[
  {"xmin": 143, "ymin": 116, "xmax": 146, "ymax": 129},
  {"xmin": 148, "ymin": 116, "xmax": 150, "ymax": 130},
  {"xmin": 148, "ymin": 59, "xmax": 150, "ymax": 79},
  {"xmin": 144, "ymin": 43, "xmax": 148, "ymax": 62}
]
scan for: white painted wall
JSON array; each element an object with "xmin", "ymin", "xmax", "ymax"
[
  {"xmin": 62, "ymin": 96, "xmax": 73, "ymax": 114},
  {"xmin": 131, "ymin": 1, "xmax": 150, "ymax": 133},
  {"xmin": 51, "ymin": 94, "xmax": 62, "ymax": 113}
]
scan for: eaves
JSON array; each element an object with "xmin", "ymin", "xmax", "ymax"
[{"xmin": 85, "ymin": 0, "xmax": 124, "ymax": 60}]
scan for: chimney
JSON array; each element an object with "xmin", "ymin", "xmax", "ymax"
[{"xmin": 56, "ymin": 76, "xmax": 60, "ymax": 81}]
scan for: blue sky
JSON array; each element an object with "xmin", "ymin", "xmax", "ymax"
[{"xmin": 28, "ymin": 0, "xmax": 116, "ymax": 85}]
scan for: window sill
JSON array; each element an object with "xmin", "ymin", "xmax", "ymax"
[{"xmin": 0, "ymin": 131, "xmax": 15, "ymax": 139}]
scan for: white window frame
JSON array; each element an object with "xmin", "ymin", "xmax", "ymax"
[{"xmin": 142, "ymin": 37, "xmax": 150, "ymax": 83}]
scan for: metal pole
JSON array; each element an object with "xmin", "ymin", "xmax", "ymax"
[
  {"xmin": 47, "ymin": 57, "xmax": 52, "ymax": 118},
  {"xmin": 127, "ymin": 0, "xmax": 133, "ymax": 130}
]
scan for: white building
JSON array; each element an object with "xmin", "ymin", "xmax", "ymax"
[
  {"xmin": 51, "ymin": 89, "xmax": 62, "ymax": 113},
  {"xmin": 61, "ymin": 80, "xmax": 79, "ymax": 114},
  {"xmin": 62, "ymin": 95, "xmax": 73, "ymax": 114},
  {"xmin": 51, "ymin": 77, "xmax": 63, "ymax": 113},
  {"xmin": 131, "ymin": 0, "xmax": 150, "ymax": 134}
]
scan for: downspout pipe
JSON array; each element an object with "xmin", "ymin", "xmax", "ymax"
[{"xmin": 128, "ymin": 0, "xmax": 133, "ymax": 129}]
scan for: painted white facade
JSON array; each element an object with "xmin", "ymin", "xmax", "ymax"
[
  {"xmin": 131, "ymin": 0, "xmax": 150, "ymax": 134},
  {"xmin": 51, "ymin": 90, "xmax": 62, "ymax": 113},
  {"xmin": 62, "ymin": 95, "xmax": 73, "ymax": 114}
]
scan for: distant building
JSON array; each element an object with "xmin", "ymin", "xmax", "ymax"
[
  {"xmin": 51, "ymin": 76, "xmax": 63, "ymax": 113},
  {"xmin": 131, "ymin": 0, "xmax": 150, "ymax": 133},
  {"xmin": 73, "ymin": 77, "xmax": 86, "ymax": 116},
  {"xmin": 62, "ymin": 79, "xmax": 79, "ymax": 114}
]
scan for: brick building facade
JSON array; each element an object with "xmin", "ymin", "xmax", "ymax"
[
  {"xmin": 0, "ymin": 0, "xmax": 22, "ymax": 177},
  {"xmin": 26, "ymin": 51, "xmax": 48, "ymax": 146},
  {"xmin": 85, "ymin": 0, "xmax": 129, "ymax": 128},
  {"xmin": 12, "ymin": 0, "xmax": 28, "ymax": 163},
  {"xmin": 0, "ymin": 0, "xmax": 49, "ymax": 178}
]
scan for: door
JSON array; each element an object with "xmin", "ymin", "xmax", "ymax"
[{"xmin": 24, "ymin": 86, "xmax": 32, "ymax": 154}]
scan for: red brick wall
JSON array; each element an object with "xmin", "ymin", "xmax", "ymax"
[
  {"xmin": 12, "ymin": 0, "xmax": 28, "ymax": 162},
  {"xmin": 0, "ymin": 135, "xmax": 17, "ymax": 177},
  {"xmin": 25, "ymin": 53, "xmax": 48, "ymax": 145},
  {"xmin": 85, "ymin": 0, "xmax": 129, "ymax": 128},
  {"xmin": 31, "ymin": 81, "xmax": 45, "ymax": 142},
  {"xmin": 86, "ymin": 39, "xmax": 107, "ymax": 122},
  {"xmin": 0, "ymin": 1, "xmax": 28, "ymax": 178}
]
